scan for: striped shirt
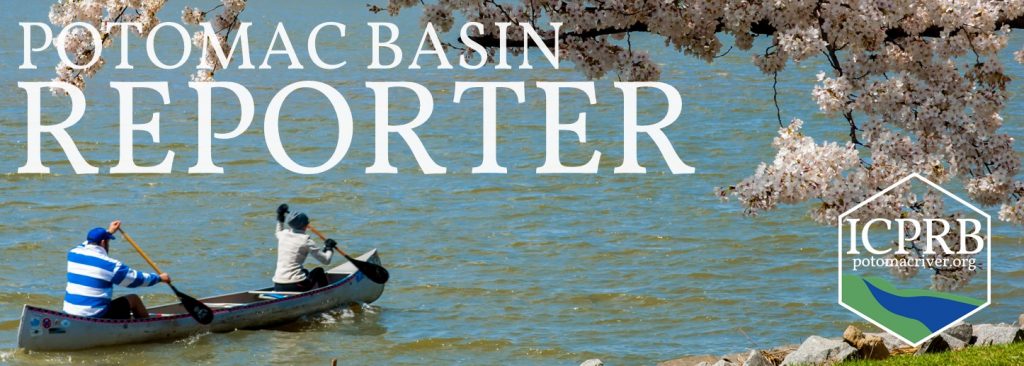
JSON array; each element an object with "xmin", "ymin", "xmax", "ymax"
[{"xmin": 63, "ymin": 242, "xmax": 161, "ymax": 317}]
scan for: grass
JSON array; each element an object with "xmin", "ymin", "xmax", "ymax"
[{"xmin": 841, "ymin": 342, "xmax": 1024, "ymax": 365}]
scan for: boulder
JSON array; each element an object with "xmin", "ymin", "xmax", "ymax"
[
  {"xmin": 941, "ymin": 334, "xmax": 968, "ymax": 351},
  {"xmin": 865, "ymin": 332, "xmax": 909, "ymax": 351},
  {"xmin": 943, "ymin": 323, "xmax": 973, "ymax": 343},
  {"xmin": 579, "ymin": 359, "xmax": 603, "ymax": 366},
  {"xmin": 742, "ymin": 350, "xmax": 772, "ymax": 366},
  {"xmin": 857, "ymin": 335, "xmax": 890, "ymax": 360},
  {"xmin": 842, "ymin": 325, "xmax": 864, "ymax": 345},
  {"xmin": 973, "ymin": 323, "xmax": 1024, "ymax": 346},
  {"xmin": 915, "ymin": 335, "xmax": 949, "ymax": 355},
  {"xmin": 841, "ymin": 325, "xmax": 888, "ymax": 360},
  {"xmin": 780, "ymin": 336, "xmax": 857, "ymax": 365}
]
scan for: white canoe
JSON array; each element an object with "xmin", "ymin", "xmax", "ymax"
[{"xmin": 17, "ymin": 249, "xmax": 386, "ymax": 351}]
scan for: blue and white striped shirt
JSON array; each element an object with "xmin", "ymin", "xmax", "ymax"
[{"xmin": 63, "ymin": 242, "xmax": 161, "ymax": 317}]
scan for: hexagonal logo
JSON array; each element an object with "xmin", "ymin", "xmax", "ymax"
[{"xmin": 838, "ymin": 173, "xmax": 990, "ymax": 347}]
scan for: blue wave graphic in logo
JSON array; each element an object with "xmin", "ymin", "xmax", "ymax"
[{"xmin": 862, "ymin": 279, "xmax": 978, "ymax": 332}]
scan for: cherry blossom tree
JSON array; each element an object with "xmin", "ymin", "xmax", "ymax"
[
  {"xmin": 384, "ymin": 0, "xmax": 1024, "ymax": 291},
  {"xmin": 46, "ymin": 0, "xmax": 1024, "ymax": 289},
  {"xmin": 381, "ymin": 1, "xmax": 1024, "ymax": 219},
  {"xmin": 47, "ymin": 0, "xmax": 244, "ymax": 90}
]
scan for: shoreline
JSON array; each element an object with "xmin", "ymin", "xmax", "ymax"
[{"xmin": 650, "ymin": 314, "xmax": 1024, "ymax": 366}]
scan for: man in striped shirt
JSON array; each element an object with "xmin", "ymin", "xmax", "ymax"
[{"xmin": 63, "ymin": 220, "xmax": 170, "ymax": 319}]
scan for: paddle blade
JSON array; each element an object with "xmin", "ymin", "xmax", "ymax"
[
  {"xmin": 169, "ymin": 284, "xmax": 214, "ymax": 324},
  {"xmin": 344, "ymin": 255, "xmax": 390, "ymax": 284}
]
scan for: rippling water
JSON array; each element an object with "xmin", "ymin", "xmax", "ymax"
[{"xmin": 2, "ymin": 1, "xmax": 1024, "ymax": 365}]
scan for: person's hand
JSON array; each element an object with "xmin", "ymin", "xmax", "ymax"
[
  {"xmin": 324, "ymin": 238, "xmax": 338, "ymax": 251},
  {"xmin": 108, "ymin": 220, "xmax": 121, "ymax": 233},
  {"xmin": 159, "ymin": 273, "xmax": 171, "ymax": 283},
  {"xmin": 276, "ymin": 204, "xmax": 289, "ymax": 223}
]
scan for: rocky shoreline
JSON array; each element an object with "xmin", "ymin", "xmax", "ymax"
[{"xmin": 580, "ymin": 314, "xmax": 1024, "ymax": 366}]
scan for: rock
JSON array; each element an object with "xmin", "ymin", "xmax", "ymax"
[
  {"xmin": 841, "ymin": 325, "xmax": 888, "ymax": 359},
  {"xmin": 943, "ymin": 323, "xmax": 973, "ymax": 343},
  {"xmin": 941, "ymin": 334, "xmax": 968, "ymax": 351},
  {"xmin": 742, "ymin": 350, "xmax": 772, "ymax": 366},
  {"xmin": 865, "ymin": 332, "xmax": 909, "ymax": 351},
  {"xmin": 579, "ymin": 359, "xmax": 603, "ymax": 366},
  {"xmin": 780, "ymin": 336, "xmax": 857, "ymax": 366},
  {"xmin": 973, "ymin": 323, "xmax": 1024, "ymax": 345},
  {"xmin": 857, "ymin": 335, "xmax": 890, "ymax": 360},
  {"xmin": 915, "ymin": 335, "xmax": 949, "ymax": 355},
  {"xmin": 842, "ymin": 325, "xmax": 864, "ymax": 345},
  {"xmin": 1019, "ymin": 314, "xmax": 1024, "ymax": 328}
]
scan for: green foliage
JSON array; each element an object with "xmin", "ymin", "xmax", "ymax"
[{"xmin": 842, "ymin": 342, "xmax": 1024, "ymax": 366}]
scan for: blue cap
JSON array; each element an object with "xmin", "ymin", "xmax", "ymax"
[{"xmin": 86, "ymin": 228, "xmax": 116, "ymax": 243}]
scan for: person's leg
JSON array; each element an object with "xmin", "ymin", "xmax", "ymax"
[
  {"xmin": 123, "ymin": 294, "xmax": 150, "ymax": 319},
  {"xmin": 274, "ymin": 282, "xmax": 301, "ymax": 291},
  {"xmin": 274, "ymin": 278, "xmax": 314, "ymax": 292},
  {"xmin": 309, "ymin": 267, "xmax": 329, "ymax": 288},
  {"xmin": 100, "ymin": 296, "xmax": 133, "ymax": 319}
]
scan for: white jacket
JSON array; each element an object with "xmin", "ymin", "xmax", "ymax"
[{"xmin": 273, "ymin": 222, "xmax": 333, "ymax": 284}]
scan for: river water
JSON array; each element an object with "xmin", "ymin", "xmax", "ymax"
[{"xmin": 1, "ymin": 1, "xmax": 1024, "ymax": 365}]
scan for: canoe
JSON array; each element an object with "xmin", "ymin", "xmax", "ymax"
[{"xmin": 17, "ymin": 249, "xmax": 386, "ymax": 351}]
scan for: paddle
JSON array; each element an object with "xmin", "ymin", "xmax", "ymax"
[
  {"xmin": 307, "ymin": 225, "xmax": 390, "ymax": 284},
  {"xmin": 117, "ymin": 228, "xmax": 215, "ymax": 325}
]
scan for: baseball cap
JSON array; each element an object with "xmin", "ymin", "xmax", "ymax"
[
  {"xmin": 86, "ymin": 227, "xmax": 116, "ymax": 243},
  {"xmin": 286, "ymin": 212, "xmax": 309, "ymax": 231}
]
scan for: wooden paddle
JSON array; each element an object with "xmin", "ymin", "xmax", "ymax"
[
  {"xmin": 117, "ymin": 228, "xmax": 215, "ymax": 324},
  {"xmin": 307, "ymin": 225, "xmax": 390, "ymax": 284}
]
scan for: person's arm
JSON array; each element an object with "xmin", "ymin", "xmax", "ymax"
[
  {"xmin": 110, "ymin": 261, "xmax": 164, "ymax": 288},
  {"xmin": 307, "ymin": 237, "xmax": 334, "ymax": 264},
  {"xmin": 276, "ymin": 204, "xmax": 289, "ymax": 233}
]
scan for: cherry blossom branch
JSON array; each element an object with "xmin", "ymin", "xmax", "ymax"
[
  {"xmin": 466, "ymin": 22, "xmax": 649, "ymax": 48},
  {"xmin": 464, "ymin": 16, "xmax": 1024, "ymax": 49},
  {"xmin": 772, "ymin": 71, "xmax": 782, "ymax": 128}
]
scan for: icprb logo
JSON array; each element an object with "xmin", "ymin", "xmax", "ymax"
[{"xmin": 838, "ymin": 173, "xmax": 991, "ymax": 347}]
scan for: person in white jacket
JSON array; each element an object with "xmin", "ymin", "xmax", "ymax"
[{"xmin": 273, "ymin": 204, "xmax": 336, "ymax": 292}]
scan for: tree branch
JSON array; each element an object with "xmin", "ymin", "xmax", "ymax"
[
  {"xmin": 468, "ymin": 22, "xmax": 649, "ymax": 48},
  {"xmin": 465, "ymin": 15, "xmax": 1024, "ymax": 48}
]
